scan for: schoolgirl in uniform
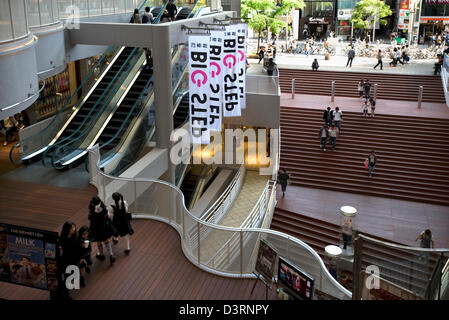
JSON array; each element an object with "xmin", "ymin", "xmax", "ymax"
[
  {"xmin": 88, "ymin": 196, "xmax": 117, "ymax": 265},
  {"xmin": 77, "ymin": 225, "xmax": 92, "ymax": 287},
  {"xmin": 110, "ymin": 192, "xmax": 134, "ymax": 254}
]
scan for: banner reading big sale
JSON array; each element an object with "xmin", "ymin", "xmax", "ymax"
[
  {"xmin": 189, "ymin": 35, "xmax": 210, "ymax": 144},
  {"xmin": 209, "ymin": 30, "xmax": 225, "ymax": 132},
  {"xmin": 222, "ymin": 24, "xmax": 241, "ymax": 117}
]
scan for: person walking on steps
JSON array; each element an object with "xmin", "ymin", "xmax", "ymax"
[
  {"xmin": 364, "ymin": 79, "xmax": 371, "ymax": 99},
  {"xmin": 366, "ymin": 150, "xmax": 377, "ymax": 177},
  {"xmin": 346, "ymin": 46, "xmax": 355, "ymax": 67},
  {"xmin": 358, "ymin": 79, "xmax": 364, "ymax": 98},
  {"xmin": 416, "ymin": 229, "xmax": 434, "ymax": 263},
  {"xmin": 374, "ymin": 49, "xmax": 383, "ymax": 70},
  {"xmin": 362, "ymin": 99, "xmax": 369, "ymax": 117},
  {"xmin": 323, "ymin": 106, "xmax": 333, "ymax": 127},
  {"xmin": 319, "ymin": 124, "xmax": 329, "ymax": 151},
  {"xmin": 110, "ymin": 192, "xmax": 134, "ymax": 254},
  {"xmin": 369, "ymin": 98, "xmax": 376, "ymax": 117},
  {"xmin": 333, "ymin": 106, "xmax": 343, "ymax": 134},
  {"xmin": 277, "ymin": 168, "xmax": 290, "ymax": 198},
  {"xmin": 328, "ymin": 121, "xmax": 339, "ymax": 150},
  {"xmin": 88, "ymin": 196, "xmax": 117, "ymax": 266}
]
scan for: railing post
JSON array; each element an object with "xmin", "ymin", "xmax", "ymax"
[
  {"xmin": 331, "ymin": 80, "xmax": 335, "ymax": 102},
  {"xmin": 352, "ymin": 236, "xmax": 363, "ymax": 300},
  {"xmin": 291, "ymin": 78, "xmax": 295, "ymax": 99},
  {"xmin": 374, "ymin": 83, "xmax": 378, "ymax": 101},
  {"xmin": 197, "ymin": 222, "xmax": 201, "ymax": 265},
  {"xmin": 418, "ymin": 85, "xmax": 423, "ymax": 108},
  {"xmin": 240, "ymin": 231, "xmax": 243, "ymax": 275}
]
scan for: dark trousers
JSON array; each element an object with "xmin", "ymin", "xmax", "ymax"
[
  {"xmin": 5, "ymin": 127, "xmax": 17, "ymax": 142},
  {"xmin": 374, "ymin": 59, "xmax": 383, "ymax": 69},
  {"xmin": 330, "ymin": 137, "xmax": 336, "ymax": 149},
  {"xmin": 346, "ymin": 57, "xmax": 353, "ymax": 67},
  {"xmin": 342, "ymin": 233, "xmax": 352, "ymax": 250},
  {"xmin": 320, "ymin": 137, "xmax": 327, "ymax": 149},
  {"xmin": 396, "ymin": 58, "xmax": 404, "ymax": 65}
]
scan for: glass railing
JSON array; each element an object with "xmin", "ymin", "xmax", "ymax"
[
  {"xmin": 57, "ymin": 0, "xmax": 142, "ymax": 19},
  {"xmin": 44, "ymin": 47, "xmax": 142, "ymax": 169},
  {"xmin": 353, "ymin": 234, "xmax": 449, "ymax": 300},
  {"xmin": 9, "ymin": 46, "xmax": 119, "ymax": 164},
  {"xmin": 88, "ymin": 147, "xmax": 352, "ymax": 300}
]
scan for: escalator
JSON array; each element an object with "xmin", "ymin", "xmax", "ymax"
[
  {"xmin": 180, "ymin": 168, "xmax": 199, "ymax": 208},
  {"xmin": 173, "ymin": 93, "xmax": 189, "ymax": 129}
]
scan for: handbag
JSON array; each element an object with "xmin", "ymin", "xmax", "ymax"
[{"xmin": 364, "ymin": 159, "xmax": 369, "ymax": 170}]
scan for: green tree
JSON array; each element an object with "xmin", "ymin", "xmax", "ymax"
[
  {"xmin": 351, "ymin": 0, "xmax": 392, "ymax": 40},
  {"xmin": 242, "ymin": 0, "xmax": 304, "ymax": 52}
]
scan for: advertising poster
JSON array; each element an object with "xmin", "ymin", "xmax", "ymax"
[
  {"xmin": 222, "ymin": 24, "xmax": 241, "ymax": 117},
  {"xmin": 236, "ymin": 24, "xmax": 247, "ymax": 109},
  {"xmin": 0, "ymin": 223, "xmax": 59, "ymax": 291},
  {"xmin": 254, "ymin": 239, "xmax": 277, "ymax": 286},
  {"xmin": 189, "ymin": 35, "xmax": 211, "ymax": 144},
  {"xmin": 209, "ymin": 30, "xmax": 225, "ymax": 132}
]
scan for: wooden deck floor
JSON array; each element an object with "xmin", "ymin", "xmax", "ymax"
[{"xmin": 0, "ymin": 178, "xmax": 278, "ymax": 300}]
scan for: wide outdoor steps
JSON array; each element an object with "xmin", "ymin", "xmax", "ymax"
[
  {"xmin": 278, "ymin": 69, "xmax": 445, "ymax": 103},
  {"xmin": 279, "ymin": 107, "xmax": 449, "ymax": 206},
  {"xmin": 270, "ymin": 207, "xmax": 439, "ymax": 296}
]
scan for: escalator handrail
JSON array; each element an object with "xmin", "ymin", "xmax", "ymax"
[
  {"xmin": 46, "ymin": 47, "xmax": 140, "ymax": 168},
  {"xmin": 8, "ymin": 45, "xmax": 117, "ymax": 164},
  {"xmin": 186, "ymin": 0, "xmax": 202, "ymax": 19}
]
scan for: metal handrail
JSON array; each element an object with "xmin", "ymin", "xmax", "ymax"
[
  {"xmin": 358, "ymin": 233, "xmax": 449, "ymax": 253},
  {"xmin": 1, "ymin": 80, "xmax": 45, "ymax": 112},
  {"xmin": 89, "ymin": 147, "xmax": 352, "ymax": 299}
]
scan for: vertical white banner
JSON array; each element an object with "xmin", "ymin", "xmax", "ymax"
[
  {"xmin": 209, "ymin": 30, "xmax": 225, "ymax": 132},
  {"xmin": 222, "ymin": 24, "xmax": 241, "ymax": 117},
  {"xmin": 237, "ymin": 24, "xmax": 247, "ymax": 109},
  {"xmin": 189, "ymin": 36, "xmax": 210, "ymax": 144}
]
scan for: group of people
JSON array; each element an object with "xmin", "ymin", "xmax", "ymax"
[
  {"xmin": 129, "ymin": 0, "xmax": 177, "ymax": 24},
  {"xmin": 1, "ymin": 111, "xmax": 29, "ymax": 146},
  {"xmin": 346, "ymin": 45, "xmax": 411, "ymax": 70},
  {"xmin": 319, "ymin": 106, "xmax": 343, "ymax": 152},
  {"xmin": 55, "ymin": 193, "xmax": 133, "ymax": 300},
  {"xmin": 357, "ymin": 79, "xmax": 376, "ymax": 117}
]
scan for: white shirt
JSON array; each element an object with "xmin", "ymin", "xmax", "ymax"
[{"xmin": 333, "ymin": 110, "xmax": 342, "ymax": 121}]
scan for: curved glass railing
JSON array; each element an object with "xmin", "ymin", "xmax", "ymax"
[
  {"xmin": 88, "ymin": 147, "xmax": 352, "ymax": 300},
  {"xmin": 44, "ymin": 47, "xmax": 141, "ymax": 169}
]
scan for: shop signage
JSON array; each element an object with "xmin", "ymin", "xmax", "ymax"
[
  {"xmin": 189, "ymin": 24, "xmax": 248, "ymax": 143},
  {"xmin": 309, "ymin": 17, "xmax": 326, "ymax": 23},
  {"xmin": 0, "ymin": 223, "xmax": 59, "ymax": 291},
  {"xmin": 398, "ymin": 9, "xmax": 410, "ymax": 29},
  {"xmin": 189, "ymin": 35, "xmax": 211, "ymax": 144},
  {"xmin": 421, "ymin": 0, "xmax": 449, "ymax": 21},
  {"xmin": 338, "ymin": 9, "xmax": 353, "ymax": 20},
  {"xmin": 399, "ymin": 0, "xmax": 409, "ymax": 10}
]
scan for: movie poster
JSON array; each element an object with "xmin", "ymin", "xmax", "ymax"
[
  {"xmin": 0, "ymin": 223, "xmax": 59, "ymax": 291},
  {"xmin": 254, "ymin": 239, "xmax": 277, "ymax": 286}
]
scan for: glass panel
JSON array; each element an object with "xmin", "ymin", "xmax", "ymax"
[
  {"xmin": 303, "ymin": 1, "xmax": 333, "ymax": 17},
  {"xmin": 57, "ymin": 0, "xmax": 72, "ymax": 19},
  {"xmin": 10, "ymin": 0, "xmax": 28, "ymax": 38},
  {"xmin": 0, "ymin": 0, "xmax": 13, "ymax": 41},
  {"xmin": 102, "ymin": 0, "xmax": 115, "ymax": 14},
  {"xmin": 125, "ymin": 0, "xmax": 135, "ymax": 12},
  {"xmin": 26, "ymin": 0, "xmax": 40, "ymax": 27},
  {"xmin": 40, "ymin": 0, "xmax": 53, "ymax": 25},
  {"xmin": 115, "ymin": 0, "xmax": 126, "ymax": 13},
  {"xmin": 89, "ymin": 0, "xmax": 102, "ymax": 15},
  {"xmin": 73, "ymin": 0, "xmax": 89, "ymax": 17},
  {"xmin": 52, "ymin": 0, "xmax": 59, "ymax": 21}
]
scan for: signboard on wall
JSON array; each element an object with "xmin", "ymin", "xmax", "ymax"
[
  {"xmin": 400, "ymin": 0, "xmax": 409, "ymax": 10},
  {"xmin": 254, "ymin": 239, "xmax": 277, "ymax": 286},
  {"xmin": 0, "ymin": 223, "xmax": 59, "ymax": 291},
  {"xmin": 398, "ymin": 9, "xmax": 410, "ymax": 29},
  {"xmin": 338, "ymin": 9, "xmax": 353, "ymax": 20},
  {"xmin": 421, "ymin": 0, "xmax": 449, "ymax": 21}
]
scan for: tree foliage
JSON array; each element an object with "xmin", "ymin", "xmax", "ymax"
[{"xmin": 350, "ymin": 0, "xmax": 392, "ymax": 30}]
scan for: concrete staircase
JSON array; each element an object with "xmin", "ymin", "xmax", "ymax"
[
  {"xmin": 279, "ymin": 69, "xmax": 445, "ymax": 103},
  {"xmin": 279, "ymin": 107, "xmax": 449, "ymax": 206}
]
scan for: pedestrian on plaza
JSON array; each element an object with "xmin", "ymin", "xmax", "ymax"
[
  {"xmin": 277, "ymin": 168, "xmax": 291, "ymax": 198},
  {"xmin": 358, "ymin": 79, "xmax": 364, "ymax": 97},
  {"xmin": 374, "ymin": 49, "xmax": 383, "ymax": 70},
  {"xmin": 366, "ymin": 150, "xmax": 377, "ymax": 177},
  {"xmin": 142, "ymin": 6, "xmax": 154, "ymax": 24},
  {"xmin": 88, "ymin": 196, "xmax": 117, "ymax": 266},
  {"xmin": 369, "ymin": 97, "xmax": 376, "ymax": 117},
  {"xmin": 394, "ymin": 48, "xmax": 404, "ymax": 65},
  {"xmin": 333, "ymin": 106, "xmax": 343, "ymax": 133},
  {"xmin": 346, "ymin": 46, "xmax": 355, "ymax": 67},
  {"xmin": 129, "ymin": 8, "xmax": 141, "ymax": 23},
  {"xmin": 110, "ymin": 192, "xmax": 134, "ymax": 254},
  {"xmin": 323, "ymin": 106, "xmax": 333, "ymax": 127},
  {"xmin": 364, "ymin": 79, "xmax": 371, "ymax": 99},
  {"xmin": 258, "ymin": 47, "xmax": 265, "ymax": 64},
  {"xmin": 312, "ymin": 58, "xmax": 319, "ymax": 71},
  {"xmin": 319, "ymin": 124, "xmax": 329, "ymax": 151},
  {"xmin": 402, "ymin": 45, "xmax": 410, "ymax": 63},
  {"xmin": 266, "ymin": 58, "xmax": 277, "ymax": 76},
  {"xmin": 416, "ymin": 229, "xmax": 434, "ymax": 263},
  {"xmin": 304, "ymin": 41, "xmax": 310, "ymax": 57},
  {"xmin": 328, "ymin": 121, "xmax": 339, "ymax": 150}
]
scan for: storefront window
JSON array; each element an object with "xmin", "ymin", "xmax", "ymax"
[
  {"xmin": 337, "ymin": 0, "xmax": 358, "ymax": 10},
  {"xmin": 421, "ymin": 2, "xmax": 449, "ymax": 17},
  {"xmin": 303, "ymin": 1, "xmax": 333, "ymax": 17}
]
